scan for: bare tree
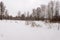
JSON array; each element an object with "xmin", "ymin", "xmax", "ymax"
[
  {"xmin": 40, "ymin": 5, "xmax": 46, "ymax": 19},
  {"xmin": 17, "ymin": 11, "xmax": 21, "ymax": 17},
  {"xmin": 27, "ymin": 11, "xmax": 29, "ymax": 17},
  {"xmin": 5, "ymin": 10, "xmax": 9, "ymax": 17},
  {"xmin": 36, "ymin": 7, "xmax": 41, "ymax": 20},
  {"xmin": 48, "ymin": 1, "xmax": 54, "ymax": 20},
  {"xmin": 27, "ymin": 11, "xmax": 30, "ymax": 20},
  {"xmin": 55, "ymin": 1, "xmax": 60, "ymax": 17},
  {"xmin": 32, "ymin": 9, "xmax": 37, "ymax": 17}
]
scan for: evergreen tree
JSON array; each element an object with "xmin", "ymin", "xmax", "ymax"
[{"xmin": 0, "ymin": 2, "xmax": 5, "ymax": 19}]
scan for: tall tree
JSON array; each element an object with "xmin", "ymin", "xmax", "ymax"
[
  {"xmin": 48, "ymin": 1, "xmax": 54, "ymax": 20},
  {"xmin": 41, "ymin": 5, "xmax": 46, "ymax": 19},
  {"xmin": 0, "ymin": 2, "xmax": 5, "ymax": 19},
  {"xmin": 36, "ymin": 7, "xmax": 41, "ymax": 20},
  {"xmin": 55, "ymin": 1, "xmax": 60, "ymax": 17},
  {"xmin": 54, "ymin": 1, "xmax": 60, "ymax": 21},
  {"xmin": 32, "ymin": 9, "xmax": 37, "ymax": 17}
]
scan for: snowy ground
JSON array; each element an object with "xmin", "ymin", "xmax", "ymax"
[{"xmin": 0, "ymin": 20, "xmax": 60, "ymax": 40}]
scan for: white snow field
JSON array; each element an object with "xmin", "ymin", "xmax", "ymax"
[{"xmin": 0, "ymin": 20, "xmax": 60, "ymax": 40}]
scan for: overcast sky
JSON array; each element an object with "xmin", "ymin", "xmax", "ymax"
[{"xmin": 0, "ymin": 0, "xmax": 58, "ymax": 16}]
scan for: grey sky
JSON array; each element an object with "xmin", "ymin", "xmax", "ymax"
[{"xmin": 0, "ymin": 0, "xmax": 58, "ymax": 16}]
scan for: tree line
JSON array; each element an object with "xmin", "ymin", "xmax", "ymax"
[{"xmin": 0, "ymin": 1, "xmax": 60, "ymax": 22}]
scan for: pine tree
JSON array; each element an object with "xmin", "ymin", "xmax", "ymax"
[{"xmin": 0, "ymin": 2, "xmax": 5, "ymax": 19}]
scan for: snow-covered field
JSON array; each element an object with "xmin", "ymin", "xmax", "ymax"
[{"xmin": 0, "ymin": 20, "xmax": 60, "ymax": 40}]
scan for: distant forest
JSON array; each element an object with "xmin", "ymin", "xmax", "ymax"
[{"xmin": 0, "ymin": 1, "xmax": 60, "ymax": 22}]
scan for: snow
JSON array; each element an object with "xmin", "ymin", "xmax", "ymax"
[{"xmin": 0, "ymin": 20, "xmax": 60, "ymax": 40}]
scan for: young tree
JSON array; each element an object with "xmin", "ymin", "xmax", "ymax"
[
  {"xmin": 27, "ymin": 11, "xmax": 29, "ymax": 17},
  {"xmin": 27, "ymin": 11, "xmax": 30, "ymax": 20},
  {"xmin": 4, "ymin": 10, "xmax": 9, "ymax": 19},
  {"xmin": 5, "ymin": 10, "xmax": 9, "ymax": 17},
  {"xmin": 17, "ymin": 11, "xmax": 21, "ymax": 17}
]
